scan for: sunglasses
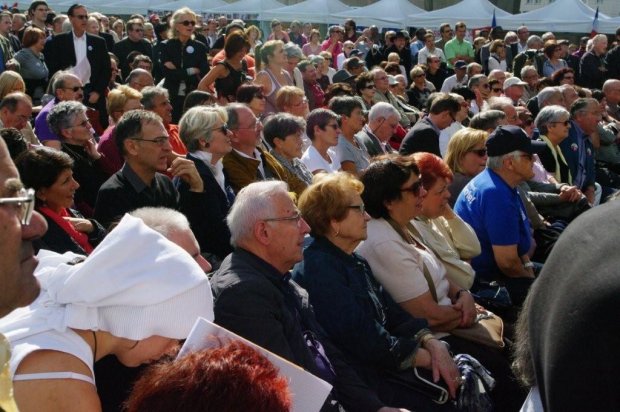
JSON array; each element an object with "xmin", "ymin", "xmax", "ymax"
[
  {"xmin": 180, "ymin": 20, "xmax": 196, "ymax": 26},
  {"xmin": 470, "ymin": 148, "xmax": 488, "ymax": 157},
  {"xmin": 253, "ymin": 94, "xmax": 265, "ymax": 99},
  {"xmin": 550, "ymin": 120, "xmax": 570, "ymax": 126},
  {"xmin": 492, "ymin": 87, "xmax": 502, "ymax": 93},
  {"xmin": 64, "ymin": 86, "xmax": 84, "ymax": 92},
  {"xmin": 211, "ymin": 124, "xmax": 229, "ymax": 134},
  {"xmin": 400, "ymin": 180, "xmax": 424, "ymax": 196},
  {"xmin": 364, "ymin": 84, "xmax": 375, "ymax": 89}
]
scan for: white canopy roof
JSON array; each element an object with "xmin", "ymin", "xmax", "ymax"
[
  {"xmin": 407, "ymin": 0, "xmax": 513, "ymax": 29},
  {"xmin": 333, "ymin": 0, "xmax": 425, "ymax": 28},
  {"xmin": 259, "ymin": 0, "xmax": 353, "ymax": 25},
  {"xmin": 153, "ymin": 0, "xmax": 228, "ymax": 13},
  {"xmin": 210, "ymin": 0, "xmax": 285, "ymax": 15},
  {"xmin": 90, "ymin": 0, "xmax": 172, "ymax": 15},
  {"xmin": 501, "ymin": 0, "xmax": 616, "ymax": 34}
]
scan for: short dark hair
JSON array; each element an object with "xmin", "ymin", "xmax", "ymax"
[
  {"xmin": 182, "ymin": 90, "xmax": 214, "ymax": 113},
  {"xmin": 360, "ymin": 155, "xmax": 419, "ymax": 220},
  {"xmin": 263, "ymin": 113, "xmax": 306, "ymax": 148},
  {"xmin": 0, "ymin": 92, "xmax": 31, "ymax": 112},
  {"xmin": 429, "ymin": 93, "xmax": 460, "ymax": 116},
  {"xmin": 115, "ymin": 109, "xmax": 162, "ymax": 155},
  {"xmin": 224, "ymin": 31, "xmax": 250, "ymax": 58},
  {"xmin": 15, "ymin": 146, "xmax": 74, "ymax": 206},
  {"xmin": 224, "ymin": 103, "xmax": 247, "ymax": 130},
  {"xmin": 328, "ymin": 96, "xmax": 362, "ymax": 117},
  {"xmin": 0, "ymin": 128, "xmax": 27, "ymax": 160},
  {"xmin": 67, "ymin": 4, "xmax": 85, "ymax": 17},
  {"xmin": 306, "ymin": 108, "xmax": 338, "ymax": 140},
  {"xmin": 570, "ymin": 97, "xmax": 597, "ymax": 118},
  {"xmin": 28, "ymin": 0, "xmax": 48, "ymax": 14},
  {"xmin": 235, "ymin": 83, "xmax": 263, "ymax": 104},
  {"xmin": 22, "ymin": 27, "xmax": 45, "ymax": 48},
  {"xmin": 355, "ymin": 71, "xmax": 374, "ymax": 95}
]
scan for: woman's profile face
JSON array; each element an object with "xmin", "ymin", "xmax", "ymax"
[
  {"xmin": 460, "ymin": 143, "xmax": 488, "ymax": 177},
  {"xmin": 116, "ymin": 335, "xmax": 178, "ymax": 367},
  {"xmin": 420, "ymin": 177, "xmax": 451, "ymax": 219},
  {"xmin": 332, "ymin": 192, "xmax": 369, "ymax": 244},
  {"xmin": 37, "ymin": 168, "xmax": 79, "ymax": 211}
]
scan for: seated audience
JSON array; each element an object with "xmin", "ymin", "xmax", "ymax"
[
  {"xmin": 235, "ymin": 83, "xmax": 266, "ymax": 119},
  {"xmin": 357, "ymin": 102, "xmax": 399, "ymax": 157},
  {"xmin": 329, "ymin": 96, "xmax": 369, "ymax": 175},
  {"xmin": 275, "ymin": 85, "xmax": 310, "ymax": 119},
  {"xmin": 182, "ymin": 90, "xmax": 216, "ymax": 113},
  {"xmin": 16, "ymin": 147, "xmax": 106, "ymax": 255},
  {"xmin": 300, "ymin": 108, "xmax": 341, "ymax": 174}
]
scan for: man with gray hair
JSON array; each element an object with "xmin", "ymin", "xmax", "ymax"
[
  {"xmin": 603, "ymin": 79, "xmax": 620, "ymax": 121},
  {"xmin": 579, "ymin": 34, "xmax": 608, "ymax": 90},
  {"xmin": 487, "ymin": 96, "xmax": 521, "ymax": 126},
  {"xmin": 357, "ymin": 102, "xmax": 399, "ymax": 156},
  {"xmin": 512, "ymin": 35, "xmax": 544, "ymax": 79},
  {"xmin": 469, "ymin": 109, "xmax": 507, "ymax": 132},
  {"xmin": 141, "ymin": 86, "xmax": 186, "ymax": 156},
  {"xmin": 211, "ymin": 180, "xmax": 403, "ymax": 412},
  {"xmin": 126, "ymin": 68, "xmax": 154, "ymax": 92},
  {"xmin": 455, "ymin": 125, "xmax": 537, "ymax": 308},
  {"xmin": 34, "ymin": 71, "xmax": 84, "ymax": 149},
  {"xmin": 520, "ymin": 65, "xmax": 539, "ymax": 101}
]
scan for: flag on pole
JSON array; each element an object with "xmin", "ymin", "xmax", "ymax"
[
  {"xmin": 591, "ymin": 6, "xmax": 599, "ymax": 37},
  {"xmin": 491, "ymin": 9, "xmax": 497, "ymax": 29}
]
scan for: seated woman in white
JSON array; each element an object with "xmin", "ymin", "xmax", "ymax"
[
  {"xmin": 0, "ymin": 215, "xmax": 213, "ymax": 412},
  {"xmin": 301, "ymin": 108, "xmax": 342, "ymax": 174}
]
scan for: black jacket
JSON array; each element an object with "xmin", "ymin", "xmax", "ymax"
[
  {"xmin": 212, "ymin": 248, "xmax": 386, "ymax": 412},
  {"xmin": 160, "ymin": 38, "xmax": 210, "ymax": 98},
  {"xmin": 44, "ymin": 31, "xmax": 111, "ymax": 96},
  {"xmin": 34, "ymin": 208, "xmax": 106, "ymax": 255},
  {"xmin": 113, "ymin": 37, "xmax": 153, "ymax": 79},
  {"xmin": 399, "ymin": 117, "xmax": 441, "ymax": 157}
]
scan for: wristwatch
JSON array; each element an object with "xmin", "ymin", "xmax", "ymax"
[{"xmin": 523, "ymin": 261, "xmax": 535, "ymax": 269}]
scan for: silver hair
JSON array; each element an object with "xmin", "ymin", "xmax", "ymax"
[
  {"xmin": 520, "ymin": 65, "xmax": 537, "ymax": 79},
  {"xmin": 603, "ymin": 79, "xmax": 620, "ymax": 93},
  {"xmin": 487, "ymin": 150, "xmax": 521, "ymax": 170},
  {"xmin": 467, "ymin": 74, "xmax": 487, "ymax": 89},
  {"xmin": 466, "ymin": 63, "xmax": 482, "ymax": 78},
  {"xmin": 537, "ymin": 86, "xmax": 561, "ymax": 107},
  {"xmin": 130, "ymin": 207, "xmax": 190, "ymax": 238},
  {"xmin": 227, "ymin": 180, "xmax": 289, "ymax": 247},
  {"xmin": 534, "ymin": 105, "xmax": 569, "ymax": 135},
  {"xmin": 469, "ymin": 110, "xmax": 506, "ymax": 131},
  {"xmin": 179, "ymin": 106, "xmax": 228, "ymax": 152},
  {"xmin": 283, "ymin": 42, "xmax": 303, "ymax": 59},
  {"xmin": 487, "ymin": 96, "xmax": 514, "ymax": 111},
  {"xmin": 592, "ymin": 34, "xmax": 607, "ymax": 46},
  {"xmin": 368, "ymin": 101, "xmax": 400, "ymax": 122},
  {"xmin": 526, "ymin": 35, "xmax": 542, "ymax": 48},
  {"xmin": 141, "ymin": 86, "xmax": 169, "ymax": 109},
  {"xmin": 52, "ymin": 71, "xmax": 80, "ymax": 95},
  {"xmin": 47, "ymin": 100, "xmax": 87, "ymax": 137}
]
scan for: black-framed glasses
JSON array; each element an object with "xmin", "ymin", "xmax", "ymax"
[
  {"xmin": 64, "ymin": 86, "xmax": 84, "ymax": 92},
  {"xmin": 0, "ymin": 188, "xmax": 35, "ymax": 225},
  {"xmin": 348, "ymin": 204, "xmax": 366, "ymax": 214},
  {"xmin": 73, "ymin": 14, "xmax": 88, "ymax": 20},
  {"xmin": 130, "ymin": 136, "xmax": 169, "ymax": 146},
  {"xmin": 253, "ymin": 93, "xmax": 265, "ymax": 100},
  {"xmin": 210, "ymin": 124, "xmax": 229, "ymax": 134},
  {"xmin": 180, "ymin": 20, "xmax": 196, "ymax": 27},
  {"xmin": 491, "ymin": 87, "xmax": 502, "ymax": 93},
  {"xmin": 469, "ymin": 148, "xmax": 487, "ymax": 157},
  {"xmin": 263, "ymin": 212, "xmax": 303, "ymax": 227},
  {"xmin": 400, "ymin": 180, "xmax": 423, "ymax": 196}
]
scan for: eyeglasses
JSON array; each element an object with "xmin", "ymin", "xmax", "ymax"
[
  {"xmin": 253, "ymin": 94, "xmax": 265, "ymax": 100},
  {"xmin": 64, "ymin": 86, "xmax": 84, "ymax": 92},
  {"xmin": 180, "ymin": 20, "xmax": 196, "ymax": 26},
  {"xmin": 130, "ymin": 136, "xmax": 169, "ymax": 146},
  {"xmin": 469, "ymin": 148, "xmax": 487, "ymax": 157},
  {"xmin": 132, "ymin": 28, "xmax": 144, "ymax": 32},
  {"xmin": 72, "ymin": 119, "xmax": 91, "ymax": 128},
  {"xmin": 0, "ymin": 188, "xmax": 35, "ymax": 225},
  {"xmin": 263, "ymin": 212, "xmax": 304, "ymax": 227},
  {"xmin": 291, "ymin": 97, "xmax": 308, "ymax": 107},
  {"xmin": 364, "ymin": 84, "xmax": 375, "ymax": 89},
  {"xmin": 414, "ymin": 73, "xmax": 426, "ymax": 78},
  {"xmin": 236, "ymin": 119, "xmax": 260, "ymax": 130},
  {"xmin": 400, "ymin": 180, "xmax": 423, "ymax": 196},
  {"xmin": 73, "ymin": 14, "xmax": 88, "ymax": 20},
  {"xmin": 210, "ymin": 124, "xmax": 229, "ymax": 134},
  {"xmin": 550, "ymin": 120, "xmax": 570, "ymax": 126},
  {"xmin": 491, "ymin": 87, "xmax": 502, "ymax": 93},
  {"xmin": 348, "ymin": 203, "xmax": 366, "ymax": 214}
]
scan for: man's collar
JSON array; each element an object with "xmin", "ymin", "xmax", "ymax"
[
  {"xmin": 72, "ymin": 30, "xmax": 86, "ymax": 40},
  {"xmin": 121, "ymin": 162, "xmax": 152, "ymax": 193}
]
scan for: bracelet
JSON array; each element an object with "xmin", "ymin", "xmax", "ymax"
[
  {"xmin": 455, "ymin": 289, "xmax": 469, "ymax": 300},
  {"xmin": 523, "ymin": 261, "xmax": 535, "ymax": 269},
  {"xmin": 419, "ymin": 332, "xmax": 435, "ymax": 348}
]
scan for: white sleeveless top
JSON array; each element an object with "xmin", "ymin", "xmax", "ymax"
[{"xmin": 9, "ymin": 328, "xmax": 95, "ymax": 385}]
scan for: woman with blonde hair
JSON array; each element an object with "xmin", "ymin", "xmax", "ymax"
[
  {"xmin": 254, "ymin": 40, "xmax": 293, "ymax": 115},
  {"xmin": 444, "ymin": 127, "xmax": 489, "ymax": 205},
  {"xmin": 244, "ymin": 25, "xmax": 262, "ymax": 56},
  {"xmin": 160, "ymin": 7, "xmax": 209, "ymax": 123}
]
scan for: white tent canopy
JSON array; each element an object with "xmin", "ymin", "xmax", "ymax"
[
  {"xmin": 92, "ymin": 0, "xmax": 172, "ymax": 15},
  {"xmin": 259, "ymin": 0, "xmax": 353, "ymax": 25},
  {"xmin": 333, "ymin": 0, "xmax": 424, "ymax": 28},
  {"xmin": 501, "ymin": 0, "xmax": 616, "ymax": 34},
  {"xmin": 210, "ymin": 0, "xmax": 285, "ymax": 15},
  {"xmin": 153, "ymin": 0, "xmax": 228, "ymax": 13},
  {"xmin": 407, "ymin": 0, "xmax": 513, "ymax": 29}
]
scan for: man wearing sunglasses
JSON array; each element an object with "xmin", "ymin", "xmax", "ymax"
[
  {"xmin": 114, "ymin": 19, "xmax": 153, "ymax": 80},
  {"xmin": 455, "ymin": 125, "xmax": 537, "ymax": 309},
  {"xmin": 44, "ymin": 4, "xmax": 112, "ymax": 130},
  {"xmin": 0, "ymin": 136, "xmax": 47, "ymax": 410}
]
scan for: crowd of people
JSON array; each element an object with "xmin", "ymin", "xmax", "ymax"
[{"xmin": 1, "ymin": 1, "xmax": 620, "ymax": 411}]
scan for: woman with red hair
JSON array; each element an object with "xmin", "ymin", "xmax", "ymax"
[
  {"xmin": 125, "ymin": 341, "xmax": 291, "ymax": 412},
  {"xmin": 409, "ymin": 152, "xmax": 481, "ymax": 291}
]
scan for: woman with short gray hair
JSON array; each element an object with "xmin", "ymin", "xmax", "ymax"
[
  {"xmin": 535, "ymin": 105, "xmax": 572, "ymax": 184},
  {"xmin": 178, "ymin": 106, "xmax": 235, "ymax": 262}
]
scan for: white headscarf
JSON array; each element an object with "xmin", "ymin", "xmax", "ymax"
[{"xmin": 0, "ymin": 215, "xmax": 213, "ymax": 342}]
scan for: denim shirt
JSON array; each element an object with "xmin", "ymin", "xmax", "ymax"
[{"xmin": 292, "ymin": 236, "xmax": 429, "ymax": 372}]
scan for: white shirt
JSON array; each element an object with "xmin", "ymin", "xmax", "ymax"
[
  {"xmin": 417, "ymin": 47, "xmax": 446, "ymax": 65},
  {"xmin": 301, "ymin": 145, "xmax": 340, "ymax": 174},
  {"xmin": 71, "ymin": 30, "xmax": 91, "ymax": 85},
  {"xmin": 233, "ymin": 148, "xmax": 265, "ymax": 178},
  {"xmin": 191, "ymin": 150, "xmax": 226, "ymax": 193},
  {"xmin": 440, "ymin": 74, "xmax": 468, "ymax": 93}
]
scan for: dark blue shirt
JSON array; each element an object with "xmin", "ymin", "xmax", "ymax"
[
  {"xmin": 559, "ymin": 120, "xmax": 595, "ymax": 190},
  {"xmin": 454, "ymin": 168, "xmax": 531, "ymax": 282}
]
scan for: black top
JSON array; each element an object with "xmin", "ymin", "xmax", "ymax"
[
  {"xmin": 94, "ymin": 163, "xmax": 206, "ymax": 230},
  {"xmin": 214, "ymin": 60, "xmax": 248, "ymax": 102},
  {"xmin": 399, "ymin": 117, "xmax": 441, "ymax": 157},
  {"xmin": 211, "ymin": 248, "xmax": 386, "ymax": 412},
  {"xmin": 160, "ymin": 38, "xmax": 210, "ymax": 98},
  {"xmin": 113, "ymin": 37, "xmax": 153, "ymax": 79},
  {"xmin": 34, "ymin": 207, "xmax": 107, "ymax": 255}
]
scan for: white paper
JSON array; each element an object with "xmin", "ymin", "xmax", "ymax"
[{"xmin": 178, "ymin": 317, "xmax": 333, "ymax": 412}]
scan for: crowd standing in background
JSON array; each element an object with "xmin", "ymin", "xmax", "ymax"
[{"xmin": 1, "ymin": 2, "xmax": 620, "ymax": 411}]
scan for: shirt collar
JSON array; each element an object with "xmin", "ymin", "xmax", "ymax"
[
  {"xmin": 121, "ymin": 162, "xmax": 150, "ymax": 193},
  {"xmin": 72, "ymin": 30, "xmax": 86, "ymax": 41}
]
